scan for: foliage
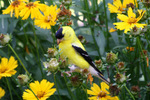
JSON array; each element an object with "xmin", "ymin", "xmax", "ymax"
[{"xmin": 0, "ymin": 0, "xmax": 150, "ymax": 100}]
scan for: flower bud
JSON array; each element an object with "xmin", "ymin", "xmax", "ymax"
[
  {"xmin": 114, "ymin": 73, "xmax": 126, "ymax": 84},
  {"xmin": 131, "ymin": 86, "xmax": 140, "ymax": 98},
  {"xmin": 47, "ymin": 48, "xmax": 58, "ymax": 57},
  {"xmin": 43, "ymin": 58, "xmax": 59, "ymax": 72},
  {"xmin": 130, "ymin": 26, "xmax": 142, "ymax": 36},
  {"xmin": 78, "ymin": 35, "xmax": 86, "ymax": 44},
  {"xmin": 106, "ymin": 52, "xmax": 118, "ymax": 64},
  {"xmin": 109, "ymin": 84, "xmax": 120, "ymax": 96},
  {"xmin": 0, "ymin": 34, "xmax": 11, "ymax": 46},
  {"xmin": 147, "ymin": 82, "xmax": 150, "ymax": 92},
  {"xmin": 95, "ymin": 59, "xmax": 103, "ymax": 69},
  {"xmin": 17, "ymin": 74, "xmax": 29, "ymax": 85},
  {"xmin": 58, "ymin": 57, "xmax": 68, "ymax": 68},
  {"xmin": 117, "ymin": 62, "xmax": 125, "ymax": 71},
  {"xmin": 71, "ymin": 75, "xmax": 82, "ymax": 87},
  {"xmin": 62, "ymin": 0, "xmax": 72, "ymax": 6}
]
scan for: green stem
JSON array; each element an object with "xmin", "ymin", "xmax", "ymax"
[
  {"xmin": 124, "ymin": 85, "xmax": 135, "ymax": 100},
  {"xmin": 137, "ymin": 37, "xmax": 147, "ymax": 82},
  {"xmin": 53, "ymin": 73, "xmax": 62, "ymax": 100},
  {"xmin": 27, "ymin": 84, "xmax": 39, "ymax": 100},
  {"xmin": 6, "ymin": 78, "xmax": 13, "ymax": 100},
  {"xmin": 32, "ymin": 23, "xmax": 44, "ymax": 78},
  {"xmin": 84, "ymin": 0, "xmax": 101, "ymax": 58},
  {"xmin": 21, "ymin": 20, "xmax": 34, "ymax": 55},
  {"xmin": 64, "ymin": 74, "xmax": 77, "ymax": 100},
  {"xmin": 103, "ymin": 0, "xmax": 109, "ymax": 50},
  {"xmin": 8, "ymin": 44, "xmax": 30, "ymax": 76}
]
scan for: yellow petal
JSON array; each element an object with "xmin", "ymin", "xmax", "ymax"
[
  {"xmin": 117, "ymin": 14, "xmax": 129, "ymax": 22},
  {"xmin": 128, "ymin": 7, "xmax": 136, "ymax": 18}
]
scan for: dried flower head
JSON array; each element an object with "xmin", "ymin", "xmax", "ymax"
[
  {"xmin": 118, "ymin": 62, "xmax": 125, "ymax": 71},
  {"xmin": 130, "ymin": 26, "xmax": 142, "ymax": 35},
  {"xmin": 17, "ymin": 74, "xmax": 29, "ymax": 85},
  {"xmin": 71, "ymin": 75, "xmax": 82, "ymax": 87},
  {"xmin": 62, "ymin": 0, "xmax": 72, "ymax": 6},
  {"xmin": 43, "ymin": 58, "xmax": 59, "ymax": 72},
  {"xmin": 0, "ymin": 34, "xmax": 11, "ymax": 46},
  {"xmin": 47, "ymin": 48, "xmax": 58, "ymax": 57},
  {"xmin": 78, "ymin": 35, "xmax": 86, "ymax": 44},
  {"xmin": 95, "ymin": 59, "xmax": 103, "ymax": 68},
  {"xmin": 57, "ymin": 5, "xmax": 72, "ymax": 26},
  {"xmin": 131, "ymin": 86, "xmax": 140, "ymax": 98},
  {"xmin": 109, "ymin": 84, "xmax": 120, "ymax": 96},
  {"xmin": 106, "ymin": 52, "xmax": 118, "ymax": 64},
  {"xmin": 115, "ymin": 73, "xmax": 127, "ymax": 84}
]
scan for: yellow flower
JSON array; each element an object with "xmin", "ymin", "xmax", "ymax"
[
  {"xmin": 113, "ymin": 7, "xmax": 147, "ymax": 33},
  {"xmin": 2, "ymin": 0, "xmax": 27, "ymax": 18},
  {"xmin": 108, "ymin": 0, "xmax": 137, "ymax": 13},
  {"xmin": 0, "ymin": 56, "xmax": 18, "ymax": 79},
  {"xmin": 22, "ymin": 79, "xmax": 56, "ymax": 100},
  {"xmin": 87, "ymin": 82, "xmax": 119, "ymax": 100},
  {"xmin": 34, "ymin": 5, "xmax": 60, "ymax": 29},
  {"xmin": 109, "ymin": 28, "xmax": 117, "ymax": 33},
  {"xmin": 0, "ymin": 87, "xmax": 5, "ymax": 99},
  {"xmin": 19, "ymin": 1, "xmax": 46, "ymax": 20}
]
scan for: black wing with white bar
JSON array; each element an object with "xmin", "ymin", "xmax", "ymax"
[{"xmin": 72, "ymin": 45, "xmax": 103, "ymax": 75}]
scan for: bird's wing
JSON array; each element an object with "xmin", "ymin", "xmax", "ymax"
[{"xmin": 72, "ymin": 45, "xmax": 103, "ymax": 75}]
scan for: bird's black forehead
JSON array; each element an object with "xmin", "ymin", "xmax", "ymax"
[{"xmin": 55, "ymin": 28, "xmax": 64, "ymax": 39}]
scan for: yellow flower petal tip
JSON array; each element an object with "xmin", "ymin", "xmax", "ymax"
[
  {"xmin": 34, "ymin": 5, "xmax": 60, "ymax": 29},
  {"xmin": 113, "ymin": 7, "xmax": 147, "ymax": 33},
  {"xmin": 22, "ymin": 79, "xmax": 56, "ymax": 100},
  {"xmin": 87, "ymin": 82, "xmax": 119, "ymax": 100},
  {"xmin": 109, "ymin": 28, "xmax": 117, "ymax": 33},
  {"xmin": 0, "ymin": 87, "xmax": 5, "ymax": 99},
  {"xmin": 108, "ymin": 0, "xmax": 138, "ymax": 14},
  {"xmin": 2, "ymin": 0, "xmax": 27, "ymax": 18},
  {"xmin": 19, "ymin": 1, "xmax": 46, "ymax": 20},
  {"xmin": 0, "ymin": 56, "xmax": 18, "ymax": 79}
]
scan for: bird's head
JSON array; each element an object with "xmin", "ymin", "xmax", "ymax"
[{"xmin": 55, "ymin": 26, "xmax": 76, "ymax": 44}]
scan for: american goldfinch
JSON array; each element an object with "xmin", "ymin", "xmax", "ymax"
[{"xmin": 55, "ymin": 26, "xmax": 109, "ymax": 85}]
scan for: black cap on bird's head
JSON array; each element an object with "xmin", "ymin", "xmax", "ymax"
[{"xmin": 55, "ymin": 28, "xmax": 64, "ymax": 39}]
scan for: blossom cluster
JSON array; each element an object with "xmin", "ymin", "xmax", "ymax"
[
  {"xmin": 3, "ymin": 0, "xmax": 60, "ymax": 29},
  {"xmin": 108, "ymin": 0, "xmax": 147, "ymax": 34}
]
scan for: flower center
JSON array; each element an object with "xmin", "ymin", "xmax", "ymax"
[
  {"xmin": 118, "ymin": 7, "xmax": 125, "ymax": 12},
  {"xmin": 128, "ymin": 17, "xmax": 137, "ymax": 24},
  {"xmin": 0, "ymin": 68, "xmax": 7, "ymax": 73},
  {"xmin": 26, "ymin": 2, "xmax": 35, "ymax": 8},
  {"xmin": 98, "ymin": 91, "xmax": 107, "ymax": 98},
  {"xmin": 45, "ymin": 15, "xmax": 53, "ymax": 22},
  {"xmin": 36, "ymin": 91, "xmax": 45, "ymax": 99},
  {"xmin": 12, "ymin": 0, "xmax": 20, "ymax": 7}
]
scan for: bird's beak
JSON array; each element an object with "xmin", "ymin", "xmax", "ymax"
[{"xmin": 57, "ymin": 39, "xmax": 62, "ymax": 45}]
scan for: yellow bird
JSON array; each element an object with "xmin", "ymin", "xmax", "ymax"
[{"xmin": 55, "ymin": 26, "xmax": 109, "ymax": 85}]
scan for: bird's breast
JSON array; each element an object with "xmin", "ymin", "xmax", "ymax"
[{"xmin": 59, "ymin": 42, "xmax": 90, "ymax": 69}]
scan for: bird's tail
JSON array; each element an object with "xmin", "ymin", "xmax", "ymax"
[
  {"xmin": 88, "ymin": 66, "xmax": 110, "ymax": 85},
  {"xmin": 97, "ymin": 73, "xmax": 110, "ymax": 85}
]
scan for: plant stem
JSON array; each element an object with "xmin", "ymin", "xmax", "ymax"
[
  {"xmin": 84, "ymin": 0, "xmax": 101, "ymax": 58},
  {"xmin": 27, "ymin": 84, "xmax": 39, "ymax": 100},
  {"xmin": 53, "ymin": 73, "xmax": 62, "ymax": 100},
  {"xmin": 64, "ymin": 74, "xmax": 77, "ymax": 100},
  {"xmin": 124, "ymin": 85, "xmax": 135, "ymax": 100},
  {"xmin": 8, "ymin": 44, "xmax": 30, "ymax": 76},
  {"xmin": 32, "ymin": 23, "xmax": 44, "ymax": 78},
  {"xmin": 103, "ymin": 0, "xmax": 109, "ymax": 50},
  {"xmin": 136, "ymin": 37, "xmax": 147, "ymax": 82},
  {"xmin": 6, "ymin": 78, "xmax": 13, "ymax": 100}
]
